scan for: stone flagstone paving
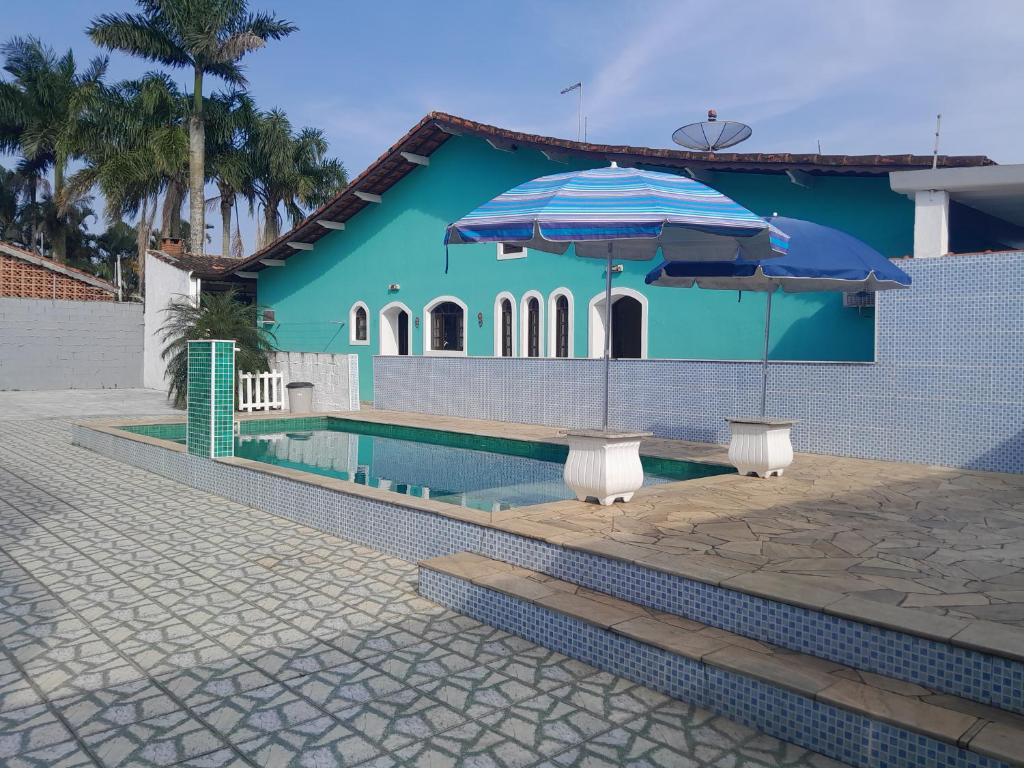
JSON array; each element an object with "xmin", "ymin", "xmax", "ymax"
[{"xmin": 0, "ymin": 391, "xmax": 848, "ymax": 767}]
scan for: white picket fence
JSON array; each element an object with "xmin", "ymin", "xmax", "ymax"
[{"xmin": 237, "ymin": 370, "xmax": 284, "ymax": 412}]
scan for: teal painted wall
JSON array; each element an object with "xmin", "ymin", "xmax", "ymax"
[{"xmin": 257, "ymin": 136, "xmax": 913, "ymax": 398}]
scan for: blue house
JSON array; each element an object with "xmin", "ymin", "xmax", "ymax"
[{"xmin": 222, "ymin": 113, "xmax": 992, "ymax": 398}]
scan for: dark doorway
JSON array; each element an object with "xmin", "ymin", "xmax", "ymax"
[
  {"xmin": 611, "ymin": 296, "xmax": 643, "ymax": 359},
  {"xmin": 397, "ymin": 311, "xmax": 409, "ymax": 355}
]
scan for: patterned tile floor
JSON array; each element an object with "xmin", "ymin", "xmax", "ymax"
[{"xmin": 0, "ymin": 391, "xmax": 848, "ymax": 767}]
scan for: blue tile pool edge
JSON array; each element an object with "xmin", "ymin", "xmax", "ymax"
[{"xmin": 71, "ymin": 422, "xmax": 1023, "ymax": 717}]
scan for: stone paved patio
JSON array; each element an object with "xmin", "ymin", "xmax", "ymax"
[
  {"xmin": 0, "ymin": 391, "xmax": 846, "ymax": 768},
  {"xmin": 344, "ymin": 410, "xmax": 1024, "ymax": 635}
]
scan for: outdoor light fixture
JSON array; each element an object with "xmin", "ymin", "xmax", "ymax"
[
  {"xmin": 388, "ymin": 283, "xmax": 400, "ymax": 292},
  {"xmin": 611, "ymin": 264, "xmax": 624, "ymax": 273},
  {"xmin": 414, "ymin": 316, "xmax": 420, "ymax": 328},
  {"xmin": 477, "ymin": 311, "xmax": 484, "ymax": 327}
]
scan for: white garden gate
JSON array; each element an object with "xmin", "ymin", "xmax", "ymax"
[{"xmin": 237, "ymin": 370, "xmax": 284, "ymax": 412}]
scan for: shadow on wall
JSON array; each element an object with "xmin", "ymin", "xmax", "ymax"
[
  {"xmin": 769, "ymin": 293, "xmax": 872, "ymax": 362},
  {"xmin": 972, "ymin": 429, "xmax": 1024, "ymax": 475}
]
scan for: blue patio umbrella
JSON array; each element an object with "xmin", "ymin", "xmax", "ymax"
[
  {"xmin": 645, "ymin": 216, "xmax": 911, "ymax": 418},
  {"xmin": 445, "ymin": 164, "xmax": 788, "ymax": 428}
]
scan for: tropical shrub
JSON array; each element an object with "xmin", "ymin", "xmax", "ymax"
[{"xmin": 160, "ymin": 287, "xmax": 275, "ymax": 408}]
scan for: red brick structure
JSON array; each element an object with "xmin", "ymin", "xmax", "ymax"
[{"xmin": 0, "ymin": 242, "xmax": 117, "ymax": 301}]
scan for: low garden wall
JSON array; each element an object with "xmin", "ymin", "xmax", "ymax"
[
  {"xmin": 271, "ymin": 351, "xmax": 359, "ymax": 412},
  {"xmin": 375, "ymin": 251, "xmax": 1024, "ymax": 474},
  {"xmin": 0, "ymin": 298, "xmax": 143, "ymax": 390}
]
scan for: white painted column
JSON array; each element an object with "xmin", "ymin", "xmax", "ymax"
[{"xmin": 913, "ymin": 190, "xmax": 949, "ymax": 258}]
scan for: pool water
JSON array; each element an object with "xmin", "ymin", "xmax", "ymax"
[{"xmin": 129, "ymin": 417, "xmax": 731, "ymax": 513}]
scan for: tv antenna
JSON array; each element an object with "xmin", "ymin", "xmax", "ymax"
[
  {"xmin": 672, "ymin": 109, "xmax": 752, "ymax": 152},
  {"xmin": 561, "ymin": 82, "xmax": 584, "ymax": 142}
]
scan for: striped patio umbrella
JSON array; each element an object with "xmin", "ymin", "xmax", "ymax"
[
  {"xmin": 445, "ymin": 164, "xmax": 788, "ymax": 429},
  {"xmin": 445, "ymin": 164, "xmax": 788, "ymax": 262}
]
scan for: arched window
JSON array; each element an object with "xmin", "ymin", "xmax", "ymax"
[
  {"xmin": 493, "ymin": 292, "xmax": 517, "ymax": 357},
  {"xmin": 520, "ymin": 291, "xmax": 544, "ymax": 357},
  {"xmin": 526, "ymin": 297, "xmax": 541, "ymax": 357},
  {"xmin": 547, "ymin": 288, "xmax": 574, "ymax": 358},
  {"xmin": 554, "ymin": 296, "xmax": 569, "ymax": 357},
  {"xmin": 425, "ymin": 298, "xmax": 466, "ymax": 353},
  {"xmin": 355, "ymin": 306, "xmax": 367, "ymax": 341},
  {"xmin": 501, "ymin": 300, "xmax": 513, "ymax": 356},
  {"xmin": 349, "ymin": 301, "xmax": 369, "ymax": 345}
]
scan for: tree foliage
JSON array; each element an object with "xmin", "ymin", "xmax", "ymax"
[
  {"xmin": 160, "ymin": 287, "xmax": 276, "ymax": 409},
  {"xmin": 88, "ymin": 0, "xmax": 297, "ymax": 255},
  {"xmin": 0, "ymin": 4, "xmax": 344, "ymax": 296}
]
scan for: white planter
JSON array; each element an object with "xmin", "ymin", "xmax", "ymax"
[
  {"xmin": 563, "ymin": 430, "xmax": 652, "ymax": 505},
  {"xmin": 726, "ymin": 418, "xmax": 796, "ymax": 478}
]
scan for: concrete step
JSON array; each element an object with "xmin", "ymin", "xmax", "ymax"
[{"xmin": 420, "ymin": 552, "xmax": 1024, "ymax": 768}]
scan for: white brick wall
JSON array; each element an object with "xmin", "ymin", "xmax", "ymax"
[
  {"xmin": 271, "ymin": 351, "xmax": 359, "ymax": 412},
  {"xmin": 0, "ymin": 298, "xmax": 143, "ymax": 390}
]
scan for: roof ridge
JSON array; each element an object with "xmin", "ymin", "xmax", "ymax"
[{"xmin": 222, "ymin": 111, "xmax": 997, "ymax": 276}]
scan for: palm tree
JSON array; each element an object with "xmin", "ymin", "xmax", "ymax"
[
  {"xmin": 88, "ymin": 1, "xmax": 297, "ymax": 257},
  {"xmin": 205, "ymin": 90, "xmax": 254, "ymax": 257},
  {"xmin": 0, "ymin": 36, "xmax": 107, "ymax": 261},
  {"xmin": 247, "ymin": 109, "xmax": 347, "ymax": 247},
  {"xmin": 160, "ymin": 287, "xmax": 276, "ymax": 408},
  {"xmin": 65, "ymin": 73, "xmax": 191, "ymax": 292}
]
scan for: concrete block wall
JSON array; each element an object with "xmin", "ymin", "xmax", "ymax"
[
  {"xmin": 271, "ymin": 351, "xmax": 359, "ymax": 412},
  {"xmin": 0, "ymin": 298, "xmax": 143, "ymax": 390},
  {"xmin": 375, "ymin": 252, "xmax": 1024, "ymax": 474}
]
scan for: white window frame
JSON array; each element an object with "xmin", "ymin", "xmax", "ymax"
[
  {"xmin": 349, "ymin": 301, "xmax": 370, "ymax": 345},
  {"xmin": 379, "ymin": 300, "xmax": 412, "ymax": 356},
  {"xmin": 423, "ymin": 295, "xmax": 469, "ymax": 356},
  {"xmin": 519, "ymin": 290, "xmax": 545, "ymax": 357},
  {"xmin": 493, "ymin": 291, "xmax": 518, "ymax": 357},
  {"xmin": 547, "ymin": 287, "xmax": 574, "ymax": 358},
  {"xmin": 588, "ymin": 287, "xmax": 649, "ymax": 359},
  {"xmin": 497, "ymin": 242, "xmax": 528, "ymax": 260}
]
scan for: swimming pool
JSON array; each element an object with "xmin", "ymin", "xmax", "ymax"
[{"xmin": 125, "ymin": 417, "xmax": 731, "ymax": 513}]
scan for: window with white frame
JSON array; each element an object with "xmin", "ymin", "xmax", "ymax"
[
  {"xmin": 493, "ymin": 292, "xmax": 517, "ymax": 357},
  {"xmin": 547, "ymin": 288, "xmax": 574, "ymax": 358},
  {"xmin": 424, "ymin": 296, "xmax": 467, "ymax": 354},
  {"xmin": 497, "ymin": 242, "xmax": 528, "ymax": 260},
  {"xmin": 349, "ymin": 301, "xmax": 369, "ymax": 345},
  {"xmin": 519, "ymin": 291, "xmax": 544, "ymax": 357}
]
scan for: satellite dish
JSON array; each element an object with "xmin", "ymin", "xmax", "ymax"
[{"xmin": 672, "ymin": 109, "xmax": 752, "ymax": 152}]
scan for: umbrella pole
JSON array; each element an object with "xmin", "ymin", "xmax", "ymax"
[
  {"xmin": 760, "ymin": 291, "xmax": 773, "ymax": 418},
  {"xmin": 603, "ymin": 243, "xmax": 613, "ymax": 430}
]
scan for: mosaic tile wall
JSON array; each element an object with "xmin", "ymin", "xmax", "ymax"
[
  {"xmin": 71, "ymin": 425, "xmax": 1024, "ymax": 715},
  {"xmin": 419, "ymin": 570, "xmax": 1010, "ymax": 768},
  {"xmin": 375, "ymin": 252, "xmax": 1024, "ymax": 473},
  {"xmin": 271, "ymin": 351, "xmax": 360, "ymax": 411},
  {"xmin": 186, "ymin": 340, "xmax": 235, "ymax": 458}
]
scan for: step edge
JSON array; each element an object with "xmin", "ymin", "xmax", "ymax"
[
  {"xmin": 419, "ymin": 557, "xmax": 1022, "ymax": 764},
  {"xmin": 540, "ymin": 534, "xmax": 1022, "ymax": 663}
]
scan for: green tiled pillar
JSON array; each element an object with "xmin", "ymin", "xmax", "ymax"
[{"xmin": 187, "ymin": 339, "xmax": 236, "ymax": 458}]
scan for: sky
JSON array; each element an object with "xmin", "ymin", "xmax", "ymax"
[{"xmin": 4, "ymin": 0, "xmax": 1023, "ymax": 255}]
